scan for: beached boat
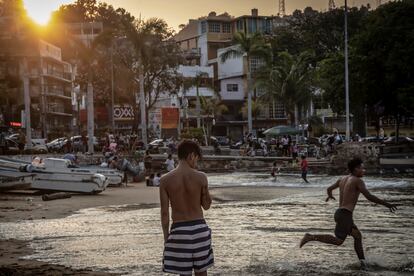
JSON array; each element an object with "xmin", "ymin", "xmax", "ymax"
[
  {"xmin": 0, "ymin": 158, "xmax": 108, "ymax": 194},
  {"xmin": 0, "ymin": 156, "xmax": 123, "ymax": 185},
  {"xmin": 35, "ymin": 158, "xmax": 123, "ymax": 186},
  {"xmin": 0, "ymin": 171, "xmax": 34, "ymax": 191}
]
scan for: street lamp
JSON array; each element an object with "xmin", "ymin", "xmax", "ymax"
[{"xmin": 344, "ymin": 0, "xmax": 350, "ymax": 141}]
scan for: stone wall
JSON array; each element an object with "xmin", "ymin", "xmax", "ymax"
[{"xmin": 330, "ymin": 142, "xmax": 381, "ymax": 175}]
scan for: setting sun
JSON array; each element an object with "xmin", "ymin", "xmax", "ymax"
[{"xmin": 23, "ymin": 0, "xmax": 73, "ymax": 25}]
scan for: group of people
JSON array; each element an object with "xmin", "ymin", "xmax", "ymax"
[
  {"xmin": 145, "ymin": 151, "xmax": 176, "ymax": 187},
  {"xmin": 158, "ymin": 140, "xmax": 397, "ymax": 275}
]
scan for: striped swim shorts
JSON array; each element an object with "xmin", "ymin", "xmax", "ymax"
[{"xmin": 163, "ymin": 219, "xmax": 214, "ymax": 275}]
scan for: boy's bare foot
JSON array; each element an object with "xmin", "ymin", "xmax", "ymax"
[{"xmin": 300, "ymin": 233, "xmax": 312, "ymax": 248}]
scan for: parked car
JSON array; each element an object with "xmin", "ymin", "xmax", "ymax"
[
  {"xmin": 383, "ymin": 136, "xmax": 413, "ymax": 143},
  {"xmin": 147, "ymin": 139, "xmax": 165, "ymax": 153},
  {"xmin": 70, "ymin": 136, "xmax": 100, "ymax": 151},
  {"xmin": 230, "ymin": 140, "xmax": 244, "ymax": 149},
  {"xmin": 46, "ymin": 137, "xmax": 68, "ymax": 152},
  {"xmin": 211, "ymin": 136, "xmax": 230, "ymax": 146},
  {"xmin": 5, "ymin": 138, "xmax": 48, "ymax": 154},
  {"xmin": 360, "ymin": 136, "xmax": 384, "ymax": 143}
]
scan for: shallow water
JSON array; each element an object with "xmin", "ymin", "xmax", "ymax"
[{"xmin": 0, "ymin": 174, "xmax": 413, "ymax": 275}]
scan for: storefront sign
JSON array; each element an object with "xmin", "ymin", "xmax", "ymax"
[
  {"xmin": 114, "ymin": 105, "xmax": 134, "ymax": 120},
  {"xmin": 161, "ymin": 108, "xmax": 179, "ymax": 129}
]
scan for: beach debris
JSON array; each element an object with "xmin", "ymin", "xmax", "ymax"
[{"xmin": 42, "ymin": 193, "xmax": 72, "ymax": 201}]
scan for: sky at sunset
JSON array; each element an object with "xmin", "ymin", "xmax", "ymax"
[{"xmin": 24, "ymin": 0, "xmax": 384, "ymax": 29}]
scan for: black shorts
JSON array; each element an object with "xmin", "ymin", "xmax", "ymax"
[
  {"xmin": 334, "ymin": 208, "xmax": 357, "ymax": 240},
  {"xmin": 301, "ymin": 171, "xmax": 307, "ymax": 178}
]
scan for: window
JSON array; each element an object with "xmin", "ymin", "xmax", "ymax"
[
  {"xmin": 250, "ymin": 57, "xmax": 264, "ymax": 73},
  {"xmin": 209, "ymin": 22, "xmax": 221, "ymax": 33},
  {"xmin": 236, "ymin": 20, "xmax": 244, "ymax": 31},
  {"xmin": 248, "ymin": 19, "xmax": 257, "ymax": 33},
  {"xmin": 201, "ymin": 21, "xmax": 207, "ymax": 33},
  {"xmin": 222, "ymin": 23, "xmax": 231, "ymax": 33},
  {"xmin": 269, "ymin": 101, "xmax": 286, "ymax": 119},
  {"xmin": 227, "ymin": 84, "xmax": 238, "ymax": 92}
]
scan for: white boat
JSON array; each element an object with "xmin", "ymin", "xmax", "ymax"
[
  {"xmin": 0, "ymin": 156, "xmax": 123, "ymax": 186},
  {"xmin": 38, "ymin": 158, "xmax": 123, "ymax": 186},
  {"xmin": 0, "ymin": 158, "xmax": 108, "ymax": 194}
]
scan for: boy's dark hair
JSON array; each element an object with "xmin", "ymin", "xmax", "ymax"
[
  {"xmin": 149, "ymin": 173, "xmax": 155, "ymax": 178},
  {"xmin": 301, "ymin": 155, "xmax": 306, "ymax": 159},
  {"xmin": 178, "ymin": 140, "xmax": 202, "ymax": 160},
  {"xmin": 157, "ymin": 173, "xmax": 161, "ymax": 177},
  {"xmin": 348, "ymin": 157, "xmax": 363, "ymax": 173}
]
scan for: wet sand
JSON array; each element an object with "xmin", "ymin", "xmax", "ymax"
[
  {"xmin": 0, "ymin": 182, "xmax": 319, "ymax": 275},
  {"xmin": 0, "ymin": 182, "xmax": 319, "ymax": 223},
  {"xmin": 0, "ymin": 239, "xmax": 117, "ymax": 275}
]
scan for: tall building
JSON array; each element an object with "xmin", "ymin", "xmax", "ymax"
[
  {"xmin": 174, "ymin": 9, "xmax": 287, "ymax": 139},
  {"xmin": 0, "ymin": 4, "xmax": 75, "ymax": 138}
]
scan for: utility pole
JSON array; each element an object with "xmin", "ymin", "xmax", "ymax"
[
  {"xmin": 22, "ymin": 59, "xmax": 32, "ymax": 150},
  {"xmin": 138, "ymin": 54, "xmax": 147, "ymax": 146},
  {"xmin": 87, "ymin": 82, "xmax": 94, "ymax": 154},
  {"xmin": 344, "ymin": 0, "xmax": 350, "ymax": 141},
  {"xmin": 196, "ymin": 84, "xmax": 201, "ymax": 128},
  {"xmin": 111, "ymin": 45, "xmax": 115, "ymax": 133}
]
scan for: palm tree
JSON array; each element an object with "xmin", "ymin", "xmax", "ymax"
[
  {"xmin": 200, "ymin": 96, "xmax": 228, "ymax": 145},
  {"xmin": 220, "ymin": 32, "xmax": 270, "ymax": 134},
  {"xmin": 240, "ymin": 99, "xmax": 264, "ymax": 125},
  {"xmin": 74, "ymin": 31, "xmax": 114, "ymax": 153},
  {"xmin": 121, "ymin": 18, "xmax": 151, "ymax": 146},
  {"xmin": 182, "ymin": 71, "xmax": 211, "ymax": 129},
  {"xmin": 256, "ymin": 51, "xmax": 314, "ymax": 126}
]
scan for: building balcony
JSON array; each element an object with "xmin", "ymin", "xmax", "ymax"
[
  {"xmin": 44, "ymin": 88, "xmax": 72, "ymax": 100},
  {"xmin": 46, "ymin": 105, "xmax": 72, "ymax": 116},
  {"xmin": 183, "ymin": 48, "xmax": 201, "ymax": 59},
  {"xmin": 42, "ymin": 68, "xmax": 72, "ymax": 82},
  {"xmin": 217, "ymin": 114, "xmax": 244, "ymax": 121},
  {"xmin": 183, "ymin": 87, "xmax": 215, "ymax": 98}
]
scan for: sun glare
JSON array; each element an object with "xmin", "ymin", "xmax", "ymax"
[{"xmin": 24, "ymin": 0, "xmax": 73, "ymax": 25}]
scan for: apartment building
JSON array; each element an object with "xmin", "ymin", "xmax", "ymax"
[
  {"xmin": 0, "ymin": 6, "xmax": 75, "ymax": 138},
  {"xmin": 174, "ymin": 9, "xmax": 287, "ymax": 139}
]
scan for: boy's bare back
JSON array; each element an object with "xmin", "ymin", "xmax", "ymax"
[{"xmin": 160, "ymin": 167, "xmax": 210, "ymax": 223}]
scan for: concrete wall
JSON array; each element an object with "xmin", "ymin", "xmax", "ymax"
[
  {"xmin": 217, "ymin": 46, "xmax": 244, "ymax": 80},
  {"xmin": 220, "ymin": 77, "xmax": 245, "ymax": 100}
]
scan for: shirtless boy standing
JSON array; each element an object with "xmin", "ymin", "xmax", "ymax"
[
  {"xmin": 299, "ymin": 157, "xmax": 397, "ymax": 268},
  {"xmin": 160, "ymin": 140, "xmax": 214, "ymax": 275}
]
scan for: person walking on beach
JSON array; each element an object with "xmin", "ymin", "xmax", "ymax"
[
  {"xmin": 160, "ymin": 140, "xmax": 214, "ymax": 275},
  {"xmin": 299, "ymin": 157, "xmax": 397, "ymax": 269},
  {"xmin": 300, "ymin": 155, "xmax": 309, "ymax": 183}
]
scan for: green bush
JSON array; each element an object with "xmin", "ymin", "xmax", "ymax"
[{"xmin": 181, "ymin": 128, "xmax": 204, "ymax": 142}]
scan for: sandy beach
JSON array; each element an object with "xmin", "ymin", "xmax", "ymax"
[{"xmin": 0, "ymin": 182, "xmax": 318, "ymax": 275}]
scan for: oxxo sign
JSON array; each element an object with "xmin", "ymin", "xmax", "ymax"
[{"xmin": 113, "ymin": 105, "xmax": 134, "ymax": 120}]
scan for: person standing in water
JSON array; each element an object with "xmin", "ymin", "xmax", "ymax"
[
  {"xmin": 160, "ymin": 140, "xmax": 214, "ymax": 275},
  {"xmin": 299, "ymin": 157, "xmax": 397, "ymax": 269}
]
